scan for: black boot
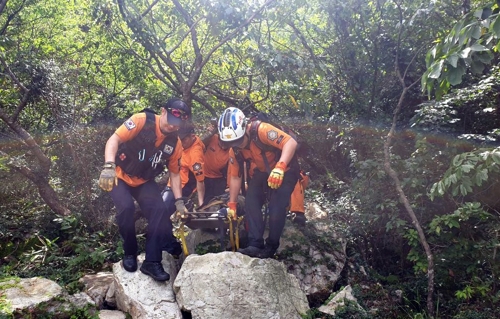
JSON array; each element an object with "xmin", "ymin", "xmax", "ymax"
[
  {"xmin": 122, "ymin": 255, "xmax": 137, "ymax": 272},
  {"xmin": 260, "ymin": 245, "xmax": 277, "ymax": 259},
  {"xmin": 140, "ymin": 261, "xmax": 170, "ymax": 281},
  {"xmin": 237, "ymin": 246, "xmax": 264, "ymax": 258},
  {"xmin": 292, "ymin": 212, "xmax": 307, "ymax": 226}
]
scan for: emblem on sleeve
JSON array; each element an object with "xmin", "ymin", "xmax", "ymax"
[
  {"xmin": 193, "ymin": 162, "xmax": 202, "ymax": 171},
  {"xmin": 229, "ymin": 157, "xmax": 234, "ymax": 164},
  {"xmin": 124, "ymin": 118, "xmax": 136, "ymax": 130},
  {"xmin": 267, "ymin": 130, "xmax": 278, "ymax": 141},
  {"xmin": 163, "ymin": 144, "xmax": 174, "ymax": 155}
]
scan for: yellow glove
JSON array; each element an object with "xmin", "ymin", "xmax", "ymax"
[
  {"xmin": 99, "ymin": 162, "xmax": 117, "ymax": 191},
  {"xmin": 227, "ymin": 201, "xmax": 237, "ymax": 220},
  {"xmin": 268, "ymin": 161, "xmax": 287, "ymax": 189}
]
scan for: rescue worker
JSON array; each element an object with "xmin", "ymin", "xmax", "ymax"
[
  {"xmin": 218, "ymin": 107, "xmax": 300, "ymax": 258},
  {"xmin": 162, "ymin": 121, "xmax": 206, "ymax": 232},
  {"xmin": 98, "ymin": 97, "xmax": 190, "ymax": 282},
  {"xmin": 290, "ymin": 170, "xmax": 309, "ymax": 226},
  {"xmin": 202, "ymin": 124, "xmax": 230, "ymax": 205}
]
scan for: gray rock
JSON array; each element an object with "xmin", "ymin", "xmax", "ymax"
[
  {"xmin": 99, "ymin": 309, "xmax": 127, "ymax": 319},
  {"xmin": 79, "ymin": 272, "xmax": 114, "ymax": 308},
  {"xmin": 112, "ymin": 252, "xmax": 183, "ymax": 319},
  {"xmin": 279, "ymin": 221, "xmax": 347, "ymax": 296},
  {"xmin": 0, "ymin": 277, "xmax": 63, "ymax": 313},
  {"xmin": 318, "ymin": 285, "xmax": 366, "ymax": 316},
  {"xmin": 174, "ymin": 252, "xmax": 309, "ymax": 319}
]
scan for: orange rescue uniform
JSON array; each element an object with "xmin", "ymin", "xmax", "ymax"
[
  {"xmin": 228, "ymin": 122, "xmax": 293, "ymax": 177},
  {"xmin": 289, "ymin": 171, "xmax": 309, "ymax": 213},
  {"xmin": 204, "ymin": 134, "xmax": 229, "ymax": 179},
  {"xmin": 179, "ymin": 135, "xmax": 205, "ymax": 187}
]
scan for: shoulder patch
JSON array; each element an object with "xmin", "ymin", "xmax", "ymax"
[
  {"xmin": 163, "ymin": 144, "xmax": 174, "ymax": 155},
  {"xmin": 267, "ymin": 130, "xmax": 278, "ymax": 141},
  {"xmin": 193, "ymin": 162, "xmax": 202, "ymax": 172},
  {"xmin": 124, "ymin": 118, "xmax": 136, "ymax": 130}
]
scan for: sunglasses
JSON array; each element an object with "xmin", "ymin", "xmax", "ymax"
[{"xmin": 167, "ymin": 108, "xmax": 189, "ymax": 120}]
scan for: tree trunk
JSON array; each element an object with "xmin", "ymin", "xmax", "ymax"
[{"xmin": 384, "ymin": 88, "xmax": 435, "ymax": 317}]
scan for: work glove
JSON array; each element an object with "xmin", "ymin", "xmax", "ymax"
[
  {"xmin": 175, "ymin": 198, "xmax": 188, "ymax": 216},
  {"xmin": 227, "ymin": 201, "xmax": 238, "ymax": 220},
  {"xmin": 99, "ymin": 162, "xmax": 117, "ymax": 192},
  {"xmin": 267, "ymin": 161, "xmax": 287, "ymax": 189}
]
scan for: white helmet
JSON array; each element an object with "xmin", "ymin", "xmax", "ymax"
[{"xmin": 218, "ymin": 107, "xmax": 246, "ymax": 147}]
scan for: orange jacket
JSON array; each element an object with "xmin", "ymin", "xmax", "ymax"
[
  {"xmin": 179, "ymin": 136, "xmax": 205, "ymax": 187},
  {"xmin": 204, "ymin": 134, "xmax": 229, "ymax": 179},
  {"xmin": 228, "ymin": 122, "xmax": 293, "ymax": 178},
  {"xmin": 114, "ymin": 112, "xmax": 182, "ymax": 187}
]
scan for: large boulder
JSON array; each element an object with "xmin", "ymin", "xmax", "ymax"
[
  {"xmin": 173, "ymin": 252, "xmax": 309, "ymax": 319},
  {"xmin": 0, "ymin": 277, "xmax": 96, "ymax": 318},
  {"xmin": 278, "ymin": 221, "xmax": 347, "ymax": 296},
  {"xmin": 112, "ymin": 252, "xmax": 183, "ymax": 319},
  {"xmin": 185, "ymin": 219, "xmax": 347, "ymax": 298}
]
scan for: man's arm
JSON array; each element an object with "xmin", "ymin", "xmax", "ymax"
[
  {"xmin": 104, "ymin": 133, "xmax": 123, "ymax": 162},
  {"xmin": 196, "ymin": 181, "xmax": 205, "ymax": 205},
  {"xmin": 229, "ymin": 175, "xmax": 242, "ymax": 203},
  {"xmin": 277, "ymin": 138, "xmax": 298, "ymax": 166},
  {"xmin": 170, "ymin": 172, "xmax": 182, "ymax": 199}
]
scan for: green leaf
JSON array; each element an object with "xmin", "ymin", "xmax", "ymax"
[
  {"xmin": 428, "ymin": 60, "xmax": 444, "ymax": 79},
  {"xmin": 470, "ymin": 43, "xmax": 489, "ymax": 51},
  {"xmin": 460, "ymin": 184, "xmax": 467, "ymax": 196},
  {"xmin": 449, "ymin": 219, "xmax": 460, "ymax": 228},
  {"xmin": 452, "ymin": 155, "xmax": 463, "ymax": 166},
  {"xmin": 450, "ymin": 174, "xmax": 457, "ymax": 184},
  {"xmin": 471, "ymin": 60, "xmax": 485, "ymax": 74},
  {"xmin": 490, "ymin": 15, "xmax": 500, "ymax": 37},
  {"xmin": 459, "ymin": 47, "xmax": 471, "ymax": 58},
  {"xmin": 474, "ymin": 51, "xmax": 493, "ymax": 63},
  {"xmin": 447, "ymin": 65, "xmax": 466, "ymax": 85},
  {"xmin": 491, "ymin": 152, "xmax": 500, "ymax": 164},
  {"xmin": 446, "ymin": 53, "xmax": 459, "ymax": 68},
  {"xmin": 461, "ymin": 164, "xmax": 474, "ymax": 173},
  {"xmin": 471, "ymin": 25, "xmax": 482, "ymax": 39},
  {"xmin": 473, "ymin": 9, "xmax": 484, "ymax": 19},
  {"xmin": 437, "ymin": 181, "xmax": 445, "ymax": 195}
]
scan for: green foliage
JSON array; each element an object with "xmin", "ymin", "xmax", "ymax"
[
  {"xmin": 423, "ymin": 1, "xmax": 500, "ymax": 99},
  {"xmin": 430, "ymin": 147, "xmax": 500, "ymax": 199},
  {"xmin": 1, "ymin": 215, "xmax": 119, "ymax": 289}
]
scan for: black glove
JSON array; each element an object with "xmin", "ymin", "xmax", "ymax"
[{"xmin": 99, "ymin": 162, "xmax": 117, "ymax": 191}]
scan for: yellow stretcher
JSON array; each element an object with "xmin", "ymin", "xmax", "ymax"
[{"xmin": 176, "ymin": 207, "xmax": 244, "ymax": 256}]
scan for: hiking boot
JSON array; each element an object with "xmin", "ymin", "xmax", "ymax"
[
  {"xmin": 140, "ymin": 261, "xmax": 170, "ymax": 281},
  {"xmin": 259, "ymin": 246, "xmax": 277, "ymax": 259},
  {"xmin": 122, "ymin": 255, "xmax": 137, "ymax": 272},
  {"xmin": 292, "ymin": 212, "xmax": 307, "ymax": 226},
  {"xmin": 237, "ymin": 245, "xmax": 264, "ymax": 258}
]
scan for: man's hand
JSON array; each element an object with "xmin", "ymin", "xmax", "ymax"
[
  {"xmin": 268, "ymin": 161, "xmax": 287, "ymax": 189},
  {"xmin": 175, "ymin": 198, "xmax": 188, "ymax": 216},
  {"xmin": 99, "ymin": 162, "xmax": 117, "ymax": 191},
  {"xmin": 227, "ymin": 201, "xmax": 237, "ymax": 220}
]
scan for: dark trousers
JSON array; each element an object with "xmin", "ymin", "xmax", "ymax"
[
  {"xmin": 203, "ymin": 176, "xmax": 227, "ymax": 205},
  {"xmin": 110, "ymin": 179, "xmax": 169, "ymax": 262},
  {"xmin": 245, "ymin": 166, "xmax": 299, "ymax": 249}
]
